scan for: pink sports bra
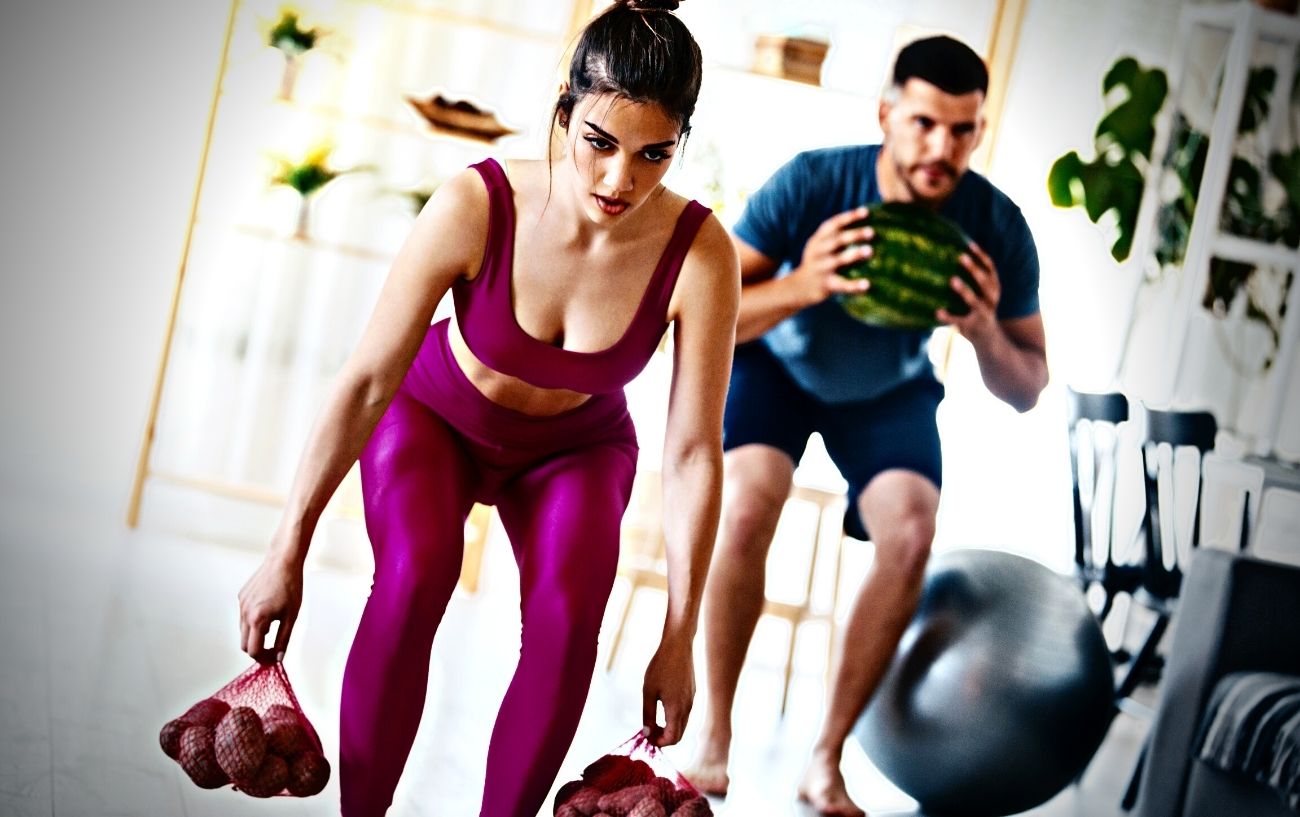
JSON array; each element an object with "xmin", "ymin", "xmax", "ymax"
[{"xmin": 454, "ymin": 158, "xmax": 711, "ymax": 394}]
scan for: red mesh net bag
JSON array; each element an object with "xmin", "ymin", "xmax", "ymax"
[
  {"xmin": 159, "ymin": 661, "xmax": 330, "ymax": 798},
  {"xmin": 553, "ymin": 731, "xmax": 713, "ymax": 816}
]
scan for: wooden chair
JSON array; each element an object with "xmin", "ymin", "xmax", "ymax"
[
  {"xmin": 765, "ymin": 484, "xmax": 849, "ymax": 715},
  {"xmin": 604, "ymin": 475, "xmax": 849, "ymax": 716},
  {"xmin": 457, "ymin": 502, "xmax": 493, "ymax": 593}
]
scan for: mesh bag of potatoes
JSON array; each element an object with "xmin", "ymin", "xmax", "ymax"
[
  {"xmin": 553, "ymin": 732, "xmax": 712, "ymax": 816},
  {"xmin": 160, "ymin": 661, "xmax": 330, "ymax": 798}
]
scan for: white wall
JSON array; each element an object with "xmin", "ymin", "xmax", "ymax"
[
  {"xmin": 0, "ymin": 0, "xmax": 1211, "ymax": 552},
  {"xmin": 0, "ymin": 0, "xmax": 230, "ymax": 521},
  {"xmin": 991, "ymin": 0, "xmax": 1190, "ymax": 391}
]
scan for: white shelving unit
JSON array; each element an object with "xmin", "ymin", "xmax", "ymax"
[
  {"xmin": 128, "ymin": 0, "xmax": 589, "ymax": 529},
  {"xmin": 1122, "ymin": 1, "xmax": 1300, "ymax": 460}
]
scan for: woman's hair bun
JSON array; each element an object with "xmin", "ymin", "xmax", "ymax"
[{"xmin": 625, "ymin": 0, "xmax": 681, "ymax": 11}]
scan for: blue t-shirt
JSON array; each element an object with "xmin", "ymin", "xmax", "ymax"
[{"xmin": 733, "ymin": 144, "xmax": 1040, "ymax": 404}]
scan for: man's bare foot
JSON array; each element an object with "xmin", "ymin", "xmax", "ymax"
[
  {"xmin": 797, "ymin": 750, "xmax": 865, "ymax": 817},
  {"xmin": 684, "ymin": 742, "xmax": 731, "ymax": 797}
]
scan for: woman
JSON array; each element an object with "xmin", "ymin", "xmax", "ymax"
[{"xmin": 235, "ymin": 1, "xmax": 739, "ymax": 815}]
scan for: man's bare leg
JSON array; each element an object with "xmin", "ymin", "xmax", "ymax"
[
  {"xmin": 687, "ymin": 445, "xmax": 794, "ymax": 796},
  {"xmin": 798, "ymin": 470, "xmax": 938, "ymax": 817}
]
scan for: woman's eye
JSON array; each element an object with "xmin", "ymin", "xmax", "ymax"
[
  {"xmin": 644, "ymin": 150, "xmax": 671, "ymax": 163},
  {"xmin": 584, "ymin": 136, "xmax": 612, "ymax": 151}
]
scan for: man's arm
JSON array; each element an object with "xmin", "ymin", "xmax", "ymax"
[
  {"xmin": 734, "ymin": 209, "xmax": 873, "ymax": 344},
  {"xmin": 968, "ymin": 313, "xmax": 1048, "ymax": 413},
  {"xmin": 940, "ymin": 241, "xmax": 1048, "ymax": 413}
]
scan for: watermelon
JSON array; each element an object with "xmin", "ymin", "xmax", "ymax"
[{"xmin": 836, "ymin": 202, "xmax": 980, "ymax": 330}]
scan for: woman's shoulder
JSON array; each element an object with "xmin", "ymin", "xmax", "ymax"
[
  {"xmin": 678, "ymin": 200, "xmax": 738, "ymax": 279},
  {"xmin": 404, "ymin": 166, "xmax": 493, "ymax": 277}
]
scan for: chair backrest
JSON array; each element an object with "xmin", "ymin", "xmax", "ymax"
[
  {"xmin": 1137, "ymin": 406, "xmax": 1218, "ymax": 602},
  {"xmin": 1067, "ymin": 388, "xmax": 1131, "ymax": 585}
]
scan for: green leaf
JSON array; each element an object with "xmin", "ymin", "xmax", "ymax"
[
  {"xmin": 1047, "ymin": 152, "xmax": 1084, "ymax": 207},
  {"xmin": 269, "ymin": 9, "xmax": 319, "ymax": 56},
  {"xmin": 1096, "ymin": 62, "xmax": 1167, "ymax": 160},
  {"xmin": 1269, "ymin": 147, "xmax": 1300, "ymax": 214},
  {"xmin": 1102, "ymin": 57, "xmax": 1137, "ymax": 94},
  {"xmin": 1237, "ymin": 66, "xmax": 1276, "ymax": 134}
]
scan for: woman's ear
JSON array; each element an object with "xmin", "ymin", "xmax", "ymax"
[{"xmin": 555, "ymin": 81, "xmax": 574, "ymax": 129}]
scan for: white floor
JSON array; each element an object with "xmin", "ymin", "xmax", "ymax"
[{"xmin": 0, "ymin": 491, "xmax": 1150, "ymax": 817}]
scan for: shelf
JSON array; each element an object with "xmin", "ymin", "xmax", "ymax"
[
  {"xmin": 352, "ymin": 0, "xmax": 567, "ymax": 45},
  {"xmin": 150, "ymin": 467, "xmax": 365, "ymax": 517},
  {"xmin": 211, "ymin": 90, "xmax": 526, "ymax": 148},
  {"xmin": 1185, "ymin": 1, "xmax": 1300, "ymax": 45},
  {"xmin": 200, "ymin": 221, "xmax": 398, "ymax": 264},
  {"xmin": 710, "ymin": 62, "xmax": 873, "ymax": 104},
  {"xmin": 1211, "ymin": 233, "xmax": 1300, "ymax": 269}
]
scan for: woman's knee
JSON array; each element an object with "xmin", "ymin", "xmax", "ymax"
[{"xmin": 371, "ymin": 537, "xmax": 463, "ymax": 618}]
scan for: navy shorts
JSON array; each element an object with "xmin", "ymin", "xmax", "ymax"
[{"xmin": 722, "ymin": 342, "xmax": 944, "ymax": 541}]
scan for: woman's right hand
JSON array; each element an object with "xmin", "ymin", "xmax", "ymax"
[{"xmin": 237, "ymin": 549, "xmax": 304, "ymax": 663}]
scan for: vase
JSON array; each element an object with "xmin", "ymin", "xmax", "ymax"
[
  {"xmin": 279, "ymin": 55, "xmax": 301, "ymax": 101},
  {"xmin": 294, "ymin": 195, "xmax": 312, "ymax": 240}
]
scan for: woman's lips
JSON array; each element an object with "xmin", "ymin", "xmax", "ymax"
[{"xmin": 594, "ymin": 194, "xmax": 629, "ymax": 215}]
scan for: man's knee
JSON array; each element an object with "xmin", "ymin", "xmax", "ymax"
[
  {"xmin": 858, "ymin": 477, "xmax": 938, "ymax": 584},
  {"xmin": 717, "ymin": 450, "xmax": 793, "ymax": 558},
  {"xmin": 873, "ymin": 512, "xmax": 934, "ymax": 582}
]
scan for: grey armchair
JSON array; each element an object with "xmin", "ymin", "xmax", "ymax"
[{"xmin": 1132, "ymin": 547, "xmax": 1300, "ymax": 817}]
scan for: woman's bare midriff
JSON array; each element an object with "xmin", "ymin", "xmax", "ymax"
[{"xmin": 447, "ymin": 322, "xmax": 593, "ymax": 416}]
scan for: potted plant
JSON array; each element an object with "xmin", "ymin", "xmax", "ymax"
[
  {"xmin": 1049, "ymin": 55, "xmax": 1298, "ymax": 371},
  {"xmin": 265, "ymin": 6, "xmax": 326, "ymax": 101},
  {"xmin": 269, "ymin": 143, "xmax": 362, "ymax": 240}
]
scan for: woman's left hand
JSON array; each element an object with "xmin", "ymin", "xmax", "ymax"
[{"xmin": 641, "ymin": 632, "xmax": 696, "ymax": 747}]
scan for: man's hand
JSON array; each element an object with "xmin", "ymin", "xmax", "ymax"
[
  {"xmin": 786, "ymin": 206, "xmax": 875, "ymax": 307},
  {"xmin": 938, "ymin": 240, "xmax": 1001, "ymax": 345}
]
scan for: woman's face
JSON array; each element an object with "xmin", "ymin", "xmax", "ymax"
[{"xmin": 565, "ymin": 92, "xmax": 680, "ymax": 223}]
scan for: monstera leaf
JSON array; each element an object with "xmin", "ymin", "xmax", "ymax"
[
  {"xmin": 1047, "ymin": 57, "xmax": 1168, "ymax": 262},
  {"xmin": 1048, "ymin": 151, "xmax": 1145, "ymax": 260},
  {"xmin": 1095, "ymin": 57, "xmax": 1170, "ymax": 160}
]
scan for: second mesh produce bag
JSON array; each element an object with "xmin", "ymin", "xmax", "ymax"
[
  {"xmin": 159, "ymin": 660, "xmax": 330, "ymax": 798},
  {"xmin": 553, "ymin": 731, "xmax": 712, "ymax": 816}
]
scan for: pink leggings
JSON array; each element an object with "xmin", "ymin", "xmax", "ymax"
[{"xmin": 340, "ymin": 320, "xmax": 638, "ymax": 817}]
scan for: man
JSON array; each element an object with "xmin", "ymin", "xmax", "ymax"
[{"xmin": 688, "ymin": 36, "xmax": 1049, "ymax": 817}]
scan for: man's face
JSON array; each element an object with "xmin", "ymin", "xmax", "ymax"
[{"xmin": 879, "ymin": 78, "xmax": 985, "ymax": 204}]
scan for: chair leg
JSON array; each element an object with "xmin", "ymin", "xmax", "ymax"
[
  {"xmin": 827, "ymin": 534, "xmax": 845, "ymax": 685},
  {"xmin": 605, "ymin": 581, "xmax": 638, "ymax": 672},
  {"xmin": 1121, "ymin": 738, "xmax": 1147, "ymax": 811},
  {"xmin": 1116, "ymin": 612, "xmax": 1170, "ymax": 700},
  {"xmin": 457, "ymin": 503, "xmax": 492, "ymax": 593},
  {"xmin": 780, "ymin": 616, "xmax": 804, "ymax": 717}
]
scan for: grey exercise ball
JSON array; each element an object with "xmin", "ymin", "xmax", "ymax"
[{"xmin": 855, "ymin": 548, "xmax": 1114, "ymax": 817}]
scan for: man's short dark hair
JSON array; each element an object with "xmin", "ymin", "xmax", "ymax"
[{"xmin": 892, "ymin": 35, "xmax": 988, "ymax": 97}]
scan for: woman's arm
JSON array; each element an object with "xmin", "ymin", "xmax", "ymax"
[
  {"xmin": 642, "ymin": 213, "xmax": 740, "ymax": 745},
  {"xmin": 238, "ymin": 169, "xmax": 488, "ymax": 660}
]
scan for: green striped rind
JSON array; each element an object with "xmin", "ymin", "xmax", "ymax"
[{"xmin": 836, "ymin": 202, "xmax": 979, "ymax": 330}]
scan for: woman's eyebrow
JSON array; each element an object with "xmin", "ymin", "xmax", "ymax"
[{"xmin": 584, "ymin": 121, "xmax": 677, "ymax": 150}]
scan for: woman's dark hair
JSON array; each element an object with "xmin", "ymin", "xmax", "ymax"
[{"xmin": 553, "ymin": 0, "xmax": 703, "ymax": 138}]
